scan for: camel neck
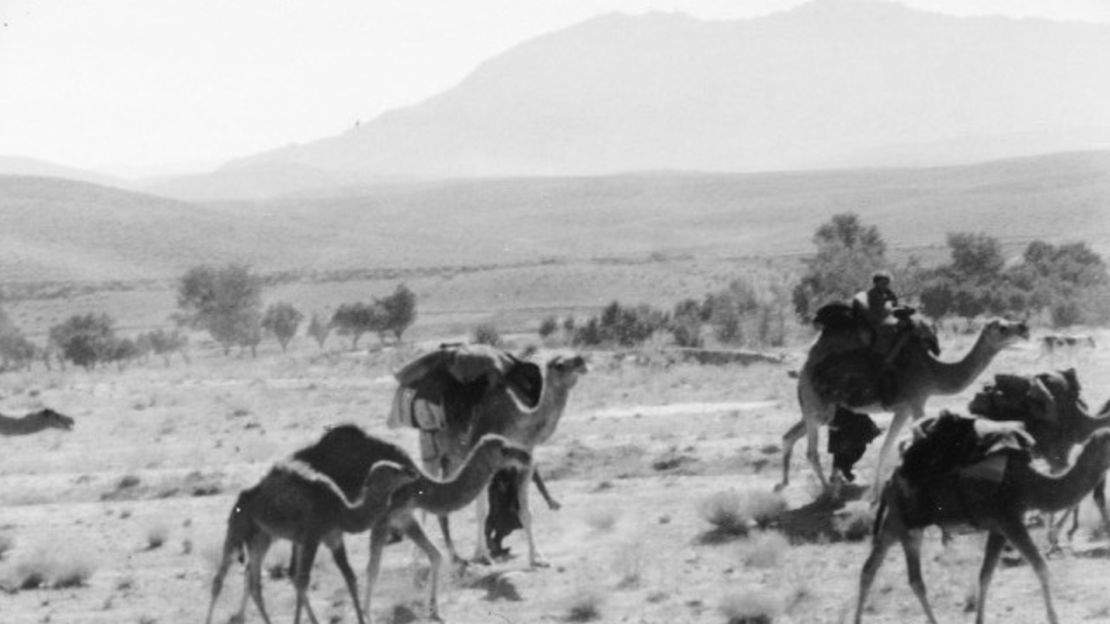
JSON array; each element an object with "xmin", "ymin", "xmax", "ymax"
[
  {"xmin": 1021, "ymin": 442, "xmax": 1109, "ymax": 512},
  {"xmin": 1074, "ymin": 412, "xmax": 1110, "ymax": 442},
  {"xmin": 924, "ymin": 333, "xmax": 999, "ymax": 395},
  {"xmin": 0, "ymin": 414, "xmax": 50, "ymax": 436},
  {"xmin": 413, "ymin": 444, "xmax": 502, "ymax": 514}
]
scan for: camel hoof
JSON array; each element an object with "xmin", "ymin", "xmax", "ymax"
[
  {"xmin": 469, "ymin": 554, "xmax": 493, "ymax": 566},
  {"xmin": 772, "ymin": 482, "xmax": 787, "ymax": 493},
  {"xmin": 529, "ymin": 557, "xmax": 551, "ymax": 569},
  {"xmin": 548, "ymin": 500, "xmax": 563, "ymax": 511}
]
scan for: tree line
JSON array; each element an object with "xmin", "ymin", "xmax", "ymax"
[{"xmin": 0, "ymin": 263, "xmax": 417, "ymax": 371}]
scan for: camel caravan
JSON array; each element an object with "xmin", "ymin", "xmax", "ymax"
[{"xmin": 197, "ymin": 273, "xmax": 1110, "ymax": 624}]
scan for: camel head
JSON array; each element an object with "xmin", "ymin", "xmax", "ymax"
[
  {"xmin": 545, "ymin": 354, "xmax": 589, "ymax": 388},
  {"xmin": 475, "ymin": 433, "xmax": 533, "ymax": 470},
  {"xmin": 31, "ymin": 408, "xmax": 74, "ymax": 431},
  {"xmin": 980, "ymin": 318, "xmax": 1029, "ymax": 352}
]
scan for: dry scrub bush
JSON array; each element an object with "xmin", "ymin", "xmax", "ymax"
[
  {"xmin": 144, "ymin": 519, "xmax": 169, "ymax": 550},
  {"xmin": 719, "ymin": 588, "xmax": 784, "ymax": 624},
  {"xmin": 833, "ymin": 501, "xmax": 875, "ymax": 541},
  {"xmin": 0, "ymin": 533, "xmax": 13, "ymax": 560},
  {"xmin": 565, "ymin": 586, "xmax": 606, "ymax": 622},
  {"xmin": 5, "ymin": 544, "xmax": 97, "ymax": 590},
  {"xmin": 583, "ymin": 507, "xmax": 619, "ymax": 532},
  {"xmin": 699, "ymin": 489, "xmax": 787, "ymax": 538},
  {"xmin": 737, "ymin": 531, "xmax": 790, "ymax": 569}
]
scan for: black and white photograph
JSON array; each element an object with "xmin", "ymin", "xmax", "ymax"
[{"xmin": 1, "ymin": 1, "xmax": 1108, "ymax": 622}]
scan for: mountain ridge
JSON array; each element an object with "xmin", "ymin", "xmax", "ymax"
[{"xmin": 139, "ymin": 0, "xmax": 1110, "ymax": 200}]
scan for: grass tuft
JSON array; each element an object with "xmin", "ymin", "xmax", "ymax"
[
  {"xmin": 720, "ymin": 587, "xmax": 784, "ymax": 624},
  {"xmin": 737, "ymin": 531, "xmax": 790, "ymax": 568},
  {"xmin": 6, "ymin": 545, "xmax": 97, "ymax": 590}
]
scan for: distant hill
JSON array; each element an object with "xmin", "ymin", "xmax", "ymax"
[
  {"xmin": 2, "ymin": 151, "xmax": 1108, "ymax": 286},
  {"xmin": 0, "ymin": 156, "xmax": 123, "ymax": 188},
  {"xmin": 154, "ymin": 0, "xmax": 1110, "ymax": 200}
]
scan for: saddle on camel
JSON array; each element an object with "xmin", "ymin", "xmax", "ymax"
[
  {"xmin": 389, "ymin": 343, "xmax": 557, "ymax": 558},
  {"xmin": 809, "ymin": 295, "xmax": 938, "ymax": 410},
  {"xmin": 894, "ymin": 410, "xmax": 1034, "ymax": 528}
]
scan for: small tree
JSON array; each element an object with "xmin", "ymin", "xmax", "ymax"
[
  {"xmin": 0, "ymin": 329, "xmax": 37, "ymax": 371},
  {"xmin": 236, "ymin": 315, "xmax": 263, "ymax": 358},
  {"xmin": 538, "ymin": 316, "xmax": 559, "ymax": 339},
  {"xmin": 261, "ymin": 302, "xmax": 304, "ymax": 352},
  {"xmin": 331, "ymin": 302, "xmax": 375, "ymax": 350},
  {"xmin": 49, "ymin": 313, "xmax": 118, "ymax": 370},
  {"xmin": 473, "ymin": 323, "xmax": 502, "ymax": 347},
  {"xmin": 176, "ymin": 263, "xmax": 263, "ymax": 355},
  {"xmin": 378, "ymin": 284, "xmax": 417, "ymax": 342},
  {"xmin": 145, "ymin": 328, "xmax": 189, "ymax": 366},
  {"xmin": 792, "ymin": 213, "xmax": 888, "ymax": 320},
  {"xmin": 307, "ymin": 313, "xmax": 331, "ymax": 349}
]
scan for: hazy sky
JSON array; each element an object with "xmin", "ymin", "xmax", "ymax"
[{"xmin": 1, "ymin": 0, "xmax": 1108, "ymax": 176}]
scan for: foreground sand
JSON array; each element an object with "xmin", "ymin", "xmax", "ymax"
[{"xmin": 1, "ymin": 330, "xmax": 1107, "ymax": 624}]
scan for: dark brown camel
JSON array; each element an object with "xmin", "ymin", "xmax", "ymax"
[
  {"xmin": 856, "ymin": 429, "xmax": 1110, "ymax": 624},
  {"xmin": 0, "ymin": 408, "xmax": 74, "ymax": 435},
  {"xmin": 290, "ymin": 424, "xmax": 533, "ymax": 621},
  {"xmin": 205, "ymin": 458, "xmax": 419, "ymax": 624}
]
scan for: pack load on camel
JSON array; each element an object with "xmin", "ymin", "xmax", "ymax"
[
  {"xmin": 390, "ymin": 343, "xmax": 580, "ymax": 563},
  {"xmin": 968, "ymin": 368, "xmax": 1090, "ymax": 471},
  {"xmin": 894, "ymin": 410, "xmax": 1034, "ymax": 528},
  {"xmin": 810, "ymin": 299, "xmax": 938, "ymax": 409}
]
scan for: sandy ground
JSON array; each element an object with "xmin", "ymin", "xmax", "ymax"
[{"xmin": 0, "ymin": 331, "xmax": 1108, "ymax": 624}]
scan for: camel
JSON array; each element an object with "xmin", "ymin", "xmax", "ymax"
[
  {"xmin": 391, "ymin": 345, "xmax": 588, "ymax": 566},
  {"xmin": 856, "ymin": 429, "xmax": 1110, "ymax": 624},
  {"xmin": 205, "ymin": 458, "xmax": 419, "ymax": 624},
  {"xmin": 0, "ymin": 408, "xmax": 74, "ymax": 435},
  {"xmin": 969, "ymin": 370, "xmax": 1110, "ymax": 547},
  {"xmin": 777, "ymin": 316, "xmax": 1028, "ymax": 496},
  {"xmin": 289, "ymin": 424, "xmax": 533, "ymax": 622}
]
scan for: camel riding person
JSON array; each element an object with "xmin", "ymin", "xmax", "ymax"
[{"xmin": 852, "ymin": 270, "xmax": 900, "ymax": 351}]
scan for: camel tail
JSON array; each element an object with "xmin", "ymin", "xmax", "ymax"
[{"xmin": 224, "ymin": 490, "xmax": 256, "ymax": 564}]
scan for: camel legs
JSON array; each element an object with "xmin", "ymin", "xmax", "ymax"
[
  {"xmin": 976, "ymin": 532, "xmax": 1006, "ymax": 624},
  {"xmin": 323, "ymin": 533, "xmax": 368, "ymax": 624},
  {"xmin": 900, "ymin": 529, "xmax": 938, "ymax": 624},
  {"xmin": 364, "ymin": 522, "xmax": 391, "ymax": 622},
  {"xmin": 205, "ymin": 542, "xmax": 237, "ymax": 624},
  {"xmin": 365, "ymin": 518, "xmax": 444, "ymax": 622},
  {"xmin": 776, "ymin": 419, "xmax": 805, "ymax": 492},
  {"xmin": 246, "ymin": 534, "xmax": 276, "ymax": 624},
  {"xmin": 855, "ymin": 520, "xmax": 895, "ymax": 623},
  {"xmin": 435, "ymin": 513, "xmax": 467, "ymax": 565},
  {"xmin": 868, "ymin": 407, "xmax": 915, "ymax": 501},
  {"xmin": 471, "ymin": 488, "xmax": 494, "ymax": 564},
  {"xmin": 516, "ymin": 466, "xmax": 548, "ymax": 567},
  {"xmin": 404, "ymin": 519, "xmax": 444, "ymax": 621},
  {"xmin": 291, "ymin": 540, "xmax": 323, "ymax": 624},
  {"xmin": 996, "ymin": 514, "xmax": 1059, "ymax": 624}
]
